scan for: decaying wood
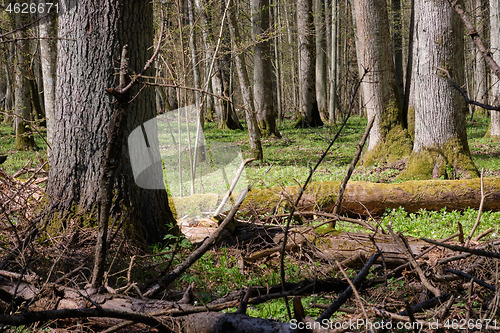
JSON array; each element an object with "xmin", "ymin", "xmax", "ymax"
[
  {"xmin": 422, "ymin": 238, "xmax": 500, "ymax": 259},
  {"xmin": 242, "ymin": 177, "xmax": 500, "ymax": 216},
  {"xmin": 144, "ymin": 188, "xmax": 249, "ymax": 298},
  {"xmin": 317, "ymin": 252, "xmax": 380, "ymax": 321},
  {"xmin": 388, "ymin": 226, "xmax": 441, "ymax": 296}
]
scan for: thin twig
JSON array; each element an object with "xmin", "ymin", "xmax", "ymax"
[
  {"xmin": 279, "ymin": 69, "xmax": 369, "ymax": 320},
  {"xmin": 331, "ymin": 115, "xmax": 375, "ymax": 218},
  {"xmin": 422, "ymin": 238, "xmax": 500, "ymax": 259},
  {"xmin": 389, "ymin": 226, "xmax": 441, "ymax": 296},
  {"xmin": 466, "ymin": 168, "xmax": 485, "ymax": 246}
]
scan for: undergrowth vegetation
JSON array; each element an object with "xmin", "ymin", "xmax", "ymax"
[{"xmin": 1, "ymin": 113, "xmax": 499, "ymax": 323}]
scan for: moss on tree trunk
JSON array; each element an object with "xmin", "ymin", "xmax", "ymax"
[{"xmin": 240, "ymin": 177, "xmax": 500, "ymax": 216}]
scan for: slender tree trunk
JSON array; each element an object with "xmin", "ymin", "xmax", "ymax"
[
  {"xmin": 474, "ymin": 0, "xmax": 489, "ymax": 115},
  {"xmin": 47, "ymin": 0, "xmax": 177, "ymax": 245},
  {"xmin": 252, "ymin": 0, "xmax": 279, "ymax": 136},
  {"xmin": 3, "ymin": 63, "xmax": 13, "ymax": 122},
  {"xmin": 315, "ymin": 0, "xmax": 328, "ymax": 120},
  {"xmin": 487, "ymin": 0, "xmax": 500, "ymax": 140},
  {"xmin": 283, "ymin": 2, "xmax": 298, "ymax": 113},
  {"xmin": 392, "ymin": 0, "xmax": 404, "ymax": 110},
  {"xmin": 328, "ymin": 0, "xmax": 338, "ymax": 125},
  {"xmin": 296, "ymin": 0, "xmax": 323, "ymax": 128},
  {"xmin": 352, "ymin": 0, "xmax": 411, "ymax": 164},
  {"xmin": 195, "ymin": 0, "xmax": 241, "ymax": 130},
  {"xmin": 404, "ymin": 0, "xmax": 478, "ymax": 179},
  {"xmin": 228, "ymin": 2, "xmax": 263, "ymax": 159},
  {"xmin": 188, "ymin": 0, "xmax": 202, "ymax": 109},
  {"xmin": 13, "ymin": 14, "xmax": 35, "ymax": 150}
]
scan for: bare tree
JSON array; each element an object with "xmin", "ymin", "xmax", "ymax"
[
  {"xmin": 228, "ymin": 2, "xmax": 263, "ymax": 159},
  {"xmin": 12, "ymin": 14, "xmax": 35, "ymax": 150},
  {"xmin": 39, "ymin": 10, "xmax": 57, "ymax": 148},
  {"xmin": 315, "ymin": 0, "xmax": 327, "ymax": 120},
  {"xmin": 252, "ymin": 0, "xmax": 279, "ymax": 136},
  {"xmin": 488, "ymin": 0, "xmax": 500, "ymax": 139},
  {"xmin": 296, "ymin": 0, "xmax": 323, "ymax": 128}
]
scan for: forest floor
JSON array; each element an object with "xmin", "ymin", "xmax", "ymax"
[{"xmin": 0, "ymin": 114, "xmax": 500, "ymax": 330}]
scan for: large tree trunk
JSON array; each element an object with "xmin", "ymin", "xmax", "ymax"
[
  {"xmin": 404, "ymin": 0, "xmax": 478, "ymax": 179},
  {"xmin": 13, "ymin": 14, "xmax": 35, "ymax": 150},
  {"xmin": 352, "ymin": 0, "xmax": 411, "ymax": 165},
  {"xmin": 241, "ymin": 178, "xmax": 500, "ymax": 217},
  {"xmin": 252, "ymin": 0, "xmax": 279, "ymax": 137},
  {"xmin": 228, "ymin": 3, "xmax": 263, "ymax": 159},
  {"xmin": 488, "ymin": 0, "xmax": 500, "ymax": 140},
  {"xmin": 296, "ymin": 0, "xmax": 323, "ymax": 128},
  {"xmin": 46, "ymin": 0, "xmax": 176, "ymax": 245}
]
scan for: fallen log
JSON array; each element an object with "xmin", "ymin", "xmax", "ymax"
[
  {"xmin": 272, "ymin": 229, "xmax": 428, "ymax": 268},
  {"xmin": 241, "ymin": 177, "xmax": 500, "ymax": 216}
]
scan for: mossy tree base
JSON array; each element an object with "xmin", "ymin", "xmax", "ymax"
[
  {"xmin": 362, "ymin": 124, "xmax": 412, "ymax": 165},
  {"xmin": 401, "ymin": 137, "xmax": 479, "ymax": 180}
]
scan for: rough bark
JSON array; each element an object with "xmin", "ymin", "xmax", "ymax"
[
  {"xmin": 473, "ymin": 0, "xmax": 488, "ymax": 113},
  {"xmin": 46, "ymin": 0, "xmax": 176, "ymax": 245},
  {"xmin": 227, "ymin": 3, "xmax": 263, "ymax": 159},
  {"xmin": 352, "ymin": 0, "xmax": 411, "ymax": 164},
  {"xmin": 12, "ymin": 14, "xmax": 35, "ymax": 150},
  {"xmin": 488, "ymin": 0, "xmax": 500, "ymax": 140},
  {"xmin": 187, "ymin": 0, "xmax": 202, "ymax": 108},
  {"xmin": 315, "ymin": 0, "xmax": 327, "ymax": 120},
  {"xmin": 252, "ymin": 0, "xmax": 279, "ymax": 137},
  {"xmin": 328, "ymin": 0, "xmax": 338, "ymax": 124},
  {"xmin": 405, "ymin": 0, "xmax": 478, "ymax": 179},
  {"xmin": 392, "ymin": 0, "xmax": 404, "ymax": 110},
  {"xmin": 241, "ymin": 177, "xmax": 500, "ymax": 217},
  {"xmin": 296, "ymin": 0, "xmax": 323, "ymax": 128}
]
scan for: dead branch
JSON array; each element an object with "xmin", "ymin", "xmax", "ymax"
[
  {"xmin": 466, "ymin": 169, "xmax": 485, "ymax": 246},
  {"xmin": 447, "ymin": 0, "xmax": 500, "ymax": 80},
  {"xmin": 317, "ymin": 251, "xmax": 380, "ymax": 321},
  {"xmin": 279, "ymin": 69, "xmax": 369, "ymax": 319},
  {"xmin": 0, "ymin": 307, "xmax": 172, "ymax": 333},
  {"xmin": 332, "ymin": 115, "xmax": 375, "ymax": 218},
  {"xmin": 422, "ymin": 238, "xmax": 500, "ymax": 259},
  {"xmin": 389, "ymin": 227, "xmax": 441, "ymax": 296},
  {"xmin": 437, "ymin": 67, "xmax": 500, "ymax": 112},
  {"xmin": 143, "ymin": 187, "xmax": 249, "ymax": 298},
  {"xmin": 444, "ymin": 268, "xmax": 497, "ymax": 292}
]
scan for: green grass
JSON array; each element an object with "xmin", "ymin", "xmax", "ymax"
[
  {"xmin": 203, "ymin": 114, "xmax": 500, "ymax": 188},
  {"xmin": 0, "ymin": 121, "xmax": 47, "ymax": 177}
]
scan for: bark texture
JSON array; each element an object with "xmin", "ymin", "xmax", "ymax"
[
  {"xmin": 13, "ymin": 14, "xmax": 35, "ymax": 150},
  {"xmin": 47, "ymin": 0, "xmax": 176, "ymax": 245},
  {"xmin": 296, "ymin": 0, "xmax": 323, "ymax": 128},
  {"xmin": 352, "ymin": 0, "xmax": 411, "ymax": 164},
  {"xmin": 252, "ymin": 0, "xmax": 279, "ymax": 137},
  {"xmin": 405, "ymin": 0, "xmax": 478, "ymax": 179},
  {"xmin": 473, "ymin": 0, "xmax": 488, "ymax": 112},
  {"xmin": 315, "ymin": 0, "xmax": 327, "ymax": 120},
  {"xmin": 228, "ymin": 3, "xmax": 263, "ymax": 159},
  {"xmin": 242, "ymin": 178, "xmax": 500, "ymax": 217},
  {"xmin": 39, "ymin": 10, "xmax": 57, "ymax": 147},
  {"xmin": 489, "ymin": 0, "xmax": 500, "ymax": 140}
]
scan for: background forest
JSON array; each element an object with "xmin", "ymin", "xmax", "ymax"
[{"xmin": 0, "ymin": 0, "xmax": 500, "ymax": 331}]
